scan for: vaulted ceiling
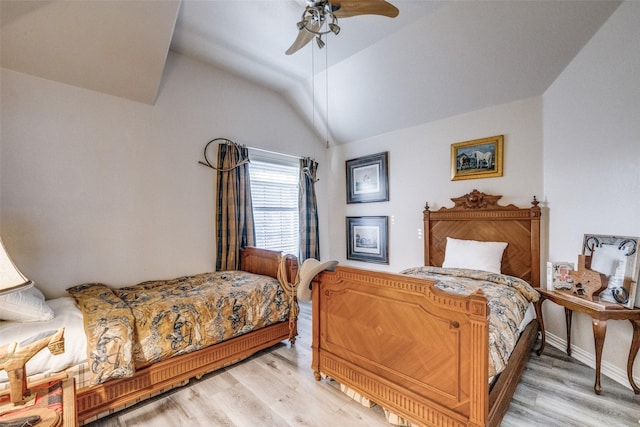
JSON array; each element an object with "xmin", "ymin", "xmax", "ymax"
[{"xmin": 1, "ymin": 1, "xmax": 621, "ymax": 144}]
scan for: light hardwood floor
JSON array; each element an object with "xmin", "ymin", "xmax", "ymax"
[{"xmin": 89, "ymin": 302, "xmax": 640, "ymax": 427}]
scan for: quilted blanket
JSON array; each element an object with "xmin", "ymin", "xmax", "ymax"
[
  {"xmin": 399, "ymin": 266, "xmax": 539, "ymax": 378},
  {"xmin": 68, "ymin": 271, "xmax": 292, "ymax": 385}
]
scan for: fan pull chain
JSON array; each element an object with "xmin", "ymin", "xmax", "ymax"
[
  {"xmin": 325, "ymin": 38, "xmax": 330, "ymax": 149},
  {"xmin": 312, "ymin": 43, "xmax": 316, "ymax": 140}
]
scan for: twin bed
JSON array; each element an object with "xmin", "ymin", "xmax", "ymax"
[
  {"xmin": 312, "ymin": 190, "xmax": 542, "ymax": 427},
  {"xmin": 1, "ymin": 190, "xmax": 541, "ymax": 427},
  {"xmin": 1, "ymin": 247, "xmax": 298, "ymax": 424}
]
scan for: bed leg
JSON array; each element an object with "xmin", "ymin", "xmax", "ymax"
[
  {"xmin": 288, "ymin": 319, "xmax": 298, "ymax": 345},
  {"xmin": 314, "ymin": 371, "xmax": 321, "ymax": 381}
]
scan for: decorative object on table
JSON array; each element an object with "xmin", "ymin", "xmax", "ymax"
[
  {"xmin": 0, "ymin": 380, "xmax": 66, "ymax": 427},
  {"xmin": 346, "ymin": 216, "xmax": 388, "ymax": 264},
  {"xmin": 0, "ymin": 237, "xmax": 66, "ymax": 425},
  {"xmin": 346, "ymin": 152, "xmax": 389, "ymax": 203},
  {"xmin": 451, "ymin": 135, "xmax": 503, "ymax": 181},
  {"xmin": 546, "ymin": 261, "xmax": 575, "ymax": 290},
  {"xmin": 566, "ymin": 254, "xmax": 608, "ymax": 301},
  {"xmin": 582, "ymin": 234, "xmax": 639, "ymax": 308},
  {"xmin": 0, "ymin": 408, "xmax": 60, "ymax": 427},
  {"xmin": 0, "ymin": 329, "xmax": 65, "ymax": 405},
  {"xmin": 0, "ymin": 413, "xmax": 42, "ymax": 427}
]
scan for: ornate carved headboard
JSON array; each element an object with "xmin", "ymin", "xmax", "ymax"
[{"xmin": 423, "ymin": 189, "xmax": 542, "ymax": 286}]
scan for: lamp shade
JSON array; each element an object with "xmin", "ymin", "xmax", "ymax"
[{"xmin": 0, "ymin": 237, "xmax": 33, "ymax": 294}]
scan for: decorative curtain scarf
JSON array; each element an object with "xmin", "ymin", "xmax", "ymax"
[
  {"xmin": 299, "ymin": 157, "xmax": 320, "ymax": 262},
  {"xmin": 216, "ymin": 141, "xmax": 255, "ymax": 270}
]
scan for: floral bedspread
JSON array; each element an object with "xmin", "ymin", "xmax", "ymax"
[
  {"xmin": 68, "ymin": 271, "xmax": 291, "ymax": 385},
  {"xmin": 399, "ymin": 266, "xmax": 539, "ymax": 378}
]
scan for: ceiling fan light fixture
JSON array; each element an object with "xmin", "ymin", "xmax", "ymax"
[
  {"xmin": 297, "ymin": 2, "xmax": 339, "ymax": 37},
  {"xmin": 287, "ymin": 0, "xmax": 398, "ymax": 55}
]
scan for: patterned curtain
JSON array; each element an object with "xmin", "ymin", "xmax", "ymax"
[
  {"xmin": 216, "ymin": 142, "xmax": 255, "ymax": 270},
  {"xmin": 299, "ymin": 157, "xmax": 319, "ymax": 262}
]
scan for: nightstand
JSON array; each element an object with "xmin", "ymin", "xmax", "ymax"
[
  {"xmin": 0, "ymin": 377, "xmax": 76, "ymax": 426},
  {"xmin": 535, "ymin": 288, "xmax": 640, "ymax": 395}
]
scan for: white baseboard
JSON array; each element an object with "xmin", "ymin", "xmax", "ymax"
[{"xmin": 544, "ymin": 332, "xmax": 638, "ymax": 391}]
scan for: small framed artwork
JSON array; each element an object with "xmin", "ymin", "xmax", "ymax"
[
  {"xmin": 346, "ymin": 152, "xmax": 389, "ymax": 203},
  {"xmin": 451, "ymin": 135, "xmax": 504, "ymax": 181},
  {"xmin": 583, "ymin": 234, "xmax": 640, "ymax": 308},
  {"xmin": 346, "ymin": 216, "xmax": 389, "ymax": 264},
  {"xmin": 546, "ymin": 261, "xmax": 575, "ymax": 291}
]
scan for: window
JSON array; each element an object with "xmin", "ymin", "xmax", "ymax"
[{"xmin": 249, "ymin": 151, "xmax": 299, "ymax": 257}]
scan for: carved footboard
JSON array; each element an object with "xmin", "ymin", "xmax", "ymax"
[{"xmin": 312, "ymin": 266, "xmax": 491, "ymax": 427}]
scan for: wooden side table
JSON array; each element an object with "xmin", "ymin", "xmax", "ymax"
[
  {"xmin": 61, "ymin": 378, "xmax": 77, "ymax": 426},
  {"xmin": 0, "ymin": 377, "xmax": 76, "ymax": 426},
  {"xmin": 535, "ymin": 288, "xmax": 640, "ymax": 395}
]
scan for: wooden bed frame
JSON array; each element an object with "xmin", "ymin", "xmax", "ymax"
[
  {"xmin": 312, "ymin": 190, "xmax": 541, "ymax": 427},
  {"xmin": 75, "ymin": 246, "xmax": 298, "ymax": 424}
]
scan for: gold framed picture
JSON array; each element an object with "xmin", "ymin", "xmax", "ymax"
[{"xmin": 451, "ymin": 135, "xmax": 504, "ymax": 181}]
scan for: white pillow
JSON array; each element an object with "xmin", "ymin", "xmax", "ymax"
[
  {"xmin": 0, "ymin": 286, "xmax": 55, "ymax": 322},
  {"xmin": 442, "ymin": 237, "xmax": 508, "ymax": 274}
]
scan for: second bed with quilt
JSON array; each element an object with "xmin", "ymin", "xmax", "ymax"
[{"xmin": 311, "ymin": 190, "xmax": 542, "ymax": 427}]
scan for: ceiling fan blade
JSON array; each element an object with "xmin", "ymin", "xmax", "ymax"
[
  {"xmin": 285, "ymin": 20, "xmax": 322, "ymax": 55},
  {"xmin": 286, "ymin": 30, "xmax": 315, "ymax": 55},
  {"xmin": 333, "ymin": 0, "xmax": 399, "ymax": 18}
]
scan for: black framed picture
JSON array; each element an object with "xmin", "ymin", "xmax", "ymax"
[
  {"xmin": 346, "ymin": 216, "xmax": 389, "ymax": 264},
  {"xmin": 346, "ymin": 152, "xmax": 389, "ymax": 203}
]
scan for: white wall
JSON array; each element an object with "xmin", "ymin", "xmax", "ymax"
[
  {"xmin": 327, "ymin": 97, "xmax": 544, "ymax": 273},
  {"xmin": 543, "ymin": 1, "xmax": 640, "ymax": 385},
  {"xmin": 0, "ymin": 51, "xmax": 328, "ymax": 298}
]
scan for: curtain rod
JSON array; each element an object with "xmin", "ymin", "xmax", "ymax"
[
  {"xmin": 198, "ymin": 138, "xmax": 313, "ymax": 172},
  {"xmin": 248, "ymin": 146, "xmax": 303, "ymax": 161},
  {"xmin": 251, "ymin": 146, "xmax": 319, "ymax": 182}
]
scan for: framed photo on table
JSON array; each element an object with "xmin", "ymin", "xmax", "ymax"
[
  {"xmin": 346, "ymin": 216, "xmax": 389, "ymax": 264},
  {"xmin": 546, "ymin": 261, "xmax": 575, "ymax": 291},
  {"xmin": 346, "ymin": 152, "xmax": 389, "ymax": 203},
  {"xmin": 451, "ymin": 135, "xmax": 503, "ymax": 181}
]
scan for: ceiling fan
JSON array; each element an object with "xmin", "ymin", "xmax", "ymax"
[{"xmin": 286, "ymin": 0, "xmax": 399, "ymax": 55}]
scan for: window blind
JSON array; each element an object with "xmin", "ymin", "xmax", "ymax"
[{"xmin": 249, "ymin": 155, "xmax": 299, "ymax": 257}]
